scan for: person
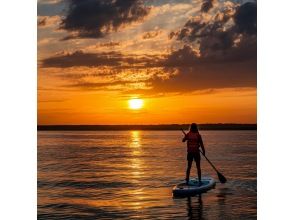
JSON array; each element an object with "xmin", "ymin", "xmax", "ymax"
[{"xmin": 182, "ymin": 123, "xmax": 205, "ymax": 185}]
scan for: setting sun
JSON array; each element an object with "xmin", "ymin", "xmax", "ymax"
[{"xmin": 129, "ymin": 98, "xmax": 144, "ymax": 110}]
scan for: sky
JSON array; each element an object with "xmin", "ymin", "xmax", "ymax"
[{"xmin": 37, "ymin": 0, "xmax": 257, "ymax": 125}]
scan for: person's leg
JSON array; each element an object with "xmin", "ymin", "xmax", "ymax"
[
  {"xmin": 186, "ymin": 155, "xmax": 193, "ymax": 184},
  {"xmin": 195, "ymin": 154, "xmax": 201, "ymax": 184}
]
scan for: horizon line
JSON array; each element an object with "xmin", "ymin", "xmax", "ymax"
[{"xmin": 37, "ymin": 123, "xmax": 257, "ymax": 131}]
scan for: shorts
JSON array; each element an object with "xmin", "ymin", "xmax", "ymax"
[{"xmin": 187, "ymin": 152, "xmax": 200, "ymax": 162}]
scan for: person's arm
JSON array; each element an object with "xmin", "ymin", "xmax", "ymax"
[
  {"xmin": 182, "ymin": 134, "xmax": 187, "ymax": 142},
  {"xmin": 199, "ymin": 135, "xmax": 205, "ymax": 155}
]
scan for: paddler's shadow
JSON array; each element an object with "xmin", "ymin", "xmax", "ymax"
[{"xmin": 187, "ymin": 195, "xmax": 203, "ymax": 220}]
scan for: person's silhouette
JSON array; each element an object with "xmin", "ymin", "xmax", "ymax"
[{"xmin": 182, "ymin": 123, "xmax": 205, "ymax": 185}]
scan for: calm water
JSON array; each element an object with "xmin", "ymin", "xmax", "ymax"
[{"xmin": 38, "ymin": 130, "xmax": 256, "ymax": 219}]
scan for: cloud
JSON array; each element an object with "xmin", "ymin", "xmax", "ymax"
[
  {"xmin": 148, "ymin": 43, "xmax": 256, "ymax": 93},
  {"xmin": 41, "ymin": 43, "xmax": 256, "ymax": 95},
  {"xmin": 60, "ymin": 0, "xmax": 151, "ymax": 40},
  {"xmin": 38, "ymin": 17, "xmax": 47, "ymax": 27},
  {"xmin": 99, "ymin": 42, "xmax": 121, "ymax": 47},
  {"xmin": 164, "ymin": 42, "xmax": 256, "ymax": 68},
  {"xmin": 201, "ymin": 0, "xmax": 214, "ymax": 13},
  {"xmin": 38, "ymin": 37, "xmax": 57, "ymax": 46},
  {"xmin": 41, "ymin": 50, "xmax": 164, "ymax": 68},
  {"xmin": 42, "ymin": 50, "xmax": 123, "ymax": 68},
  {"xmin": 170, "ymin": 1, "xmax": 257, "ymax": 61},
  {"xmin": 142, "ymin": 30, "xmax": 161, "ymax": 39},
  {"xmin": 65, "ymin": 80, "xmax": 150, "ymax": 91},
  {"xmin": 164, "ymin": 45, "xmax": 200, "ymax": 67},
  {"xmin": 234, "ymin": 2, "xmax": 257, "ymax": 35},
  {"xmin": 130, "ymin": 61, "xmax": 256, "ymax": 95},
  {"xmin": 37, "ymin": 15, "xmax": 61, "ymax": 28}
]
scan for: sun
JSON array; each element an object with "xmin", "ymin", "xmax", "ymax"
[{"xmin": 128, "ymin": 98, "xmax": 144, "ymax": 110}]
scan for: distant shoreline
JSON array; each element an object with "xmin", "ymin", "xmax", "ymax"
[{"xmin": 37, "ymin": 124, "xmax": 257, "ymax": 131}]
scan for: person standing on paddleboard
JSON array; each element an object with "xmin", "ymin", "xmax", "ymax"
[{"xmin": 182, "ymin": 123, "xmax": 205, "ymax": 185}]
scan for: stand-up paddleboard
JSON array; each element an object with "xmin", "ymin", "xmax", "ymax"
[{"xmin": 173, "ymin": 177, "xmax": 216, "ymax": 196}]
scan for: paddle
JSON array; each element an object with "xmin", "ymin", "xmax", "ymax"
[{"xmin": 181, "ymin": 129, "xmax": 227, "ymax": 183}]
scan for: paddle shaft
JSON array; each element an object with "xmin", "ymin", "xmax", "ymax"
[
  {"xmin": 199, "ymin": 150, "xmax": 218, "ymax": 173},
  {"xmin": 181, "ymin": 129, "xmax": 218, "ymax": 172}
]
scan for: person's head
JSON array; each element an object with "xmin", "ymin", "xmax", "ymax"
[{"xmin": 190, "ymin": 123, "xmax": 198, "ymax": 133}]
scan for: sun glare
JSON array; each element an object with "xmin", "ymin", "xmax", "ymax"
[{"xmin": 129, "ymin": 98, "xmax": 143, "ymax": 110}]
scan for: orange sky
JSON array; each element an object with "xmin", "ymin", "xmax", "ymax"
[{"xmin": 38, "ymin": 0, "xmax": 256, "ymax": 125}]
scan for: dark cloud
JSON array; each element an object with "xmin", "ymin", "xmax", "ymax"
[
  {"xmin": 41, "ymin": 50, "xmax": 162, "ymax": 68},
  {"xmin": 164, "ymin": 45, "xmax": 199, "ymax": 67},
  {"xmin": 171, "ymin": 6, "xmax": 234, "ymax": 43},
  {"xmin": 146, "ymin": 59, "xmax": 256, "ymax": 94},
  {"xmin": 42, "ymin": 51, "xmax": 121, "ymax": 67},
  {"xmin": 170, "ymin": 1, "xmax": 257, "ymax": 61},
  {"xmin": 126, "ymin": 45, "xmax": 256, "ymax": 94},
  {"xmin": 201, "ymin": 0, "xmax": 214, "ymax": 13},
  {"xmin": 65, "ymin": 79, "xmax": 148, "ymax": 90},
  {"xmin": 234, "ymin": 2, "xmax": 257, "ymax": 34},
  {"xmin": 60, "ymin": 0, "xmax": 150, "ymax": 39},
  {"xmin": 171, "ymin": 16, "xmax": 207, "ymax": 42}
]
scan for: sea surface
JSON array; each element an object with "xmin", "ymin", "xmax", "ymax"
[{"xmin": 38, "ymin": 130, "xmax": 256, "ymax": 219}]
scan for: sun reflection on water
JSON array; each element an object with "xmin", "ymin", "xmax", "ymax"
[
  {"xmin": 130, "ymin": 131, "xmax": 141, "ymax": 149},
  {"xmin": 125, "ymin": 131, "xmax": 147, "ymax": 209},
  {"xmin": 129, "ymin": 131, "xmax": 143, "ymax": 173}
]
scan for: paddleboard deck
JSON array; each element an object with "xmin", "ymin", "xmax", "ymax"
[{"xmin": 173, "ymin": 177, "xmax": 216, "ymax": 196}]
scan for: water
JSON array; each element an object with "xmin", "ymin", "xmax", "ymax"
[{"xmin": 38, "ymin": 130, "xmax": 256, "ymax": 219}]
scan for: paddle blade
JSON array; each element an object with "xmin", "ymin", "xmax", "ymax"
[{"xmin": 217, "ymin": 171, "xmax": 227, "ymax": 183}]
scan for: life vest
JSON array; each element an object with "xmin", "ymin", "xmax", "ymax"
[{"xmin": 186, "ymin": 131, "xmax": 201, "ymax": 153}]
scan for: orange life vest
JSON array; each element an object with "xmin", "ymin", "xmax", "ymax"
[{"xmin": 186, "ymin": 131, "xmax": 201, "ymax": 153}]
